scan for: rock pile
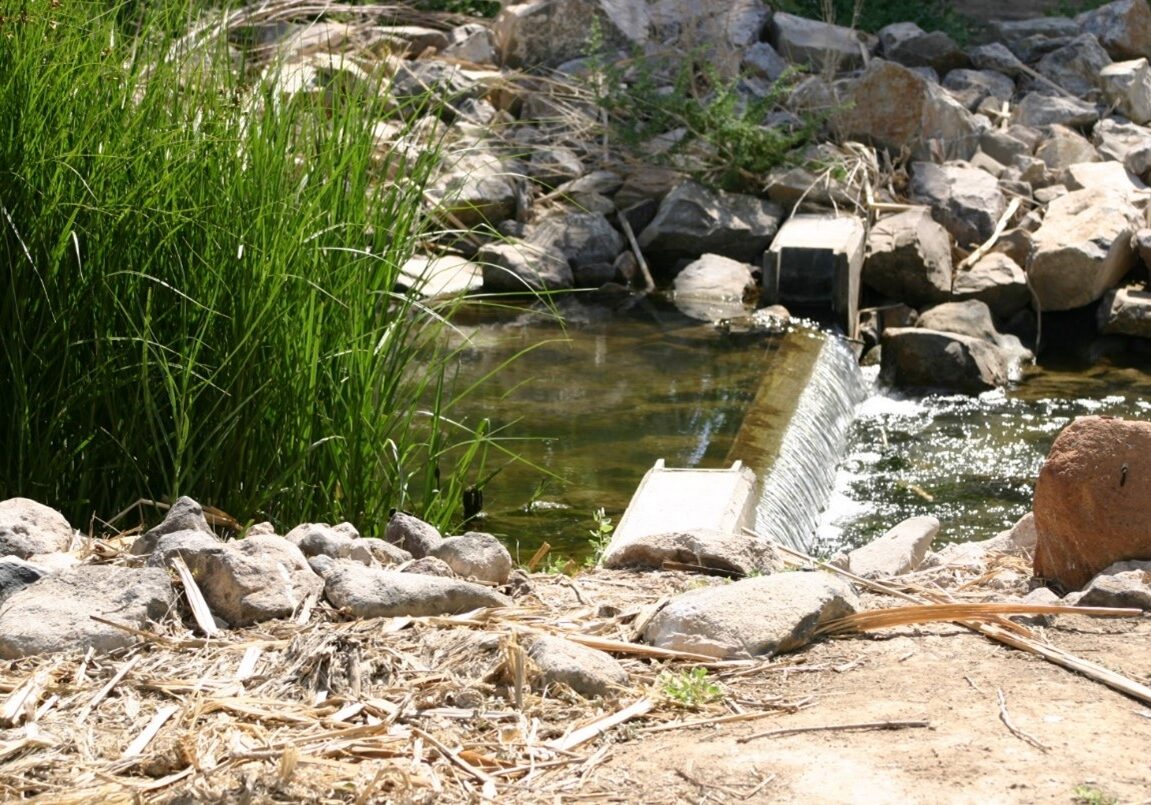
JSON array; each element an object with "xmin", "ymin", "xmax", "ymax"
[{"xmin": 219, "ymin": 0, "xmax": 1151, "ymax": 393}]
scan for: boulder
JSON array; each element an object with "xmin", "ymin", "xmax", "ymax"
[
  {"xmin": 648, "ymin": 0, "xmax": 771, "ymax": 55},
  {"xmin": 980, "ymin": 129, "xmax": 1033, "ymax": 166},
  {"xmin": 1093, "ymin": 118, "xmax": 1151, "ymax": 179},
  {"xmin": 442, "ymin": 23, "xmax": 497, "ymax": 64},
  {"xmin": 427, "ymin": 148, "xmax": 518, "ymax": 227},
  {"xmin": 1027, "ymin": 188, "xmax": 1140, "ymax": 311},
  {"xmin": 743, "ymin": 42, "xmax": 790, "ymax": 82},
  {"xmin": 880, "ymin": 328, "xmax": 1008, "ymax": 393},
  {"xmin": 1071, "ymin": 560, "xmax": 1151, "ymax": 609},
  {"xmin": 840, "ymin": 516, "xmax": 940, "ymax": 579},
  {"xmin": 1077, "ymin": 0, "xmax": 1151, "ymax": 61},
  {"xmin": 1065, "ymin": 161, "xmax": 1148, "ymax": 202},
  {"xmin": 0, "ymin": 557, "xmax": 46, "ymax": 607},
  {"xmin": 878, "ymin": 22, "xmax": 967, "ymax": 74},
  {"xmin": 768, "ymin": 12, "xmax": 874, "ymax": 74},
  {"xmin": 910, "ymin": 162, "xmax": 1006, "ymax": 249},
  {"xmin": 1033, "ymin": 416, "xmax": 1151, "ymax": 590},
  {"xmin": 1035, "ymin": 125, "xmax": 1100, "ymax": 174},
  {"xmin": 493, "ymin": 0, "xmax": 648, "ymax": 68},
  {"xmin": 642, "ymin": 572, "xmax": 859, "ymax": 660},
  {"xmin": 952, "ymin": 253, "xmax": 1031, "ymax": 318},
  {"xmin": 1098, "ymin": 286, "xmax": 1151, "ymax": 337},
  {"xmin": 429, "ymin": 532, "xmax": 513, "ymax": 585},
  {"xmin": 942, "ymin": 69, "xmax": 1015, "ymax": 112},
  {"xmin": 389, "ymin": 59, "xmax": 480, "ymax": 113},
  {"xmin": 671, "ymin": 253, "xmax": 757, "ymax": 321},
  {"xmin": 917, "ymin": 300, "xmax": 1032, "ymax": 367},
  {"xmin": 1035, "ymin": 34, "xmax": 1112, "ymax": 99},
  {"xmin": 353, "ymin": 538, "xmax": 411, "ymax": 567},
  {"xmin": 0, "ymin": 566, "xmax": 174, "ymax": 659},
  {"xmin": 283, "ymin": 522, "xmax": 362, "ymax": 560},
  {"xmin": 0, "ymin": 498, "xmax": 75, "ymax": 559},
  {"xmin": 324, "ymin": 562, "xmax": 510, "ymax": 617},
  {"xmin": 863, "ymin": 208, "xmax": 953, "ymax": 307},
  {"xmin": 1099, "ymin": 58, "xmax": 1151, "ymax": 124},
  {"xmin": 478, "ymin": 240, "xmax": 573, "ymax": 292},
  {"xmin": 385, "ymin": 511, "xmax": 442, "ymax": 558},
  {"xmin": 526, "ymin": 146, "xmax": 584, "ymax": 189},
  {"xmin": 524, "ymin": 212, "xmax": 624, "ymax": 271},
  {"xmin": 970, "ymin": 42, "xmax": 1027, "ymax": 76},
  {"xmin": 636, "ymin": 181, "xmax": 782, "ymax": 268},
  {"xmin": 1011, "ymin": 93, "xmax": 1099, "ymax": 129},
  {"xmin": 527, "ymin": 635, "xmax": 627, "ymax": 697},
  {"xmin": 835, "ymin": 60, "xmax": 981, "ymax": 161},
  {"xmin": 601, "ymin": 528, "xmax": 781, "ymax": 577},
  {"xmin": 144, "ymin": 529, "xmax": 221, "ymax": 569},
  {"xmin": 192, "ymin": 535, "xmax": 323, "ymax": 627},
  {"xmin": 399, "ymin": 255, "xmax": 483, "ymax": 299}
]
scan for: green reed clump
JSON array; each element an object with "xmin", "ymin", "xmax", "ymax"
[{"xmin": 1, "ymin": 0, "xmax": 490, "ymax": 532}]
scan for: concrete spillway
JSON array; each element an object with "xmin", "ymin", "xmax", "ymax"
[{"xmin": 608, "ymin": 327, "xmax": 865, "ymax": 557}]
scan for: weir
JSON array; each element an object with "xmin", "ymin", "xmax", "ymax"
[{"xmin": 610, "ymin": 327, "xmax": 866, "ymax": 556}]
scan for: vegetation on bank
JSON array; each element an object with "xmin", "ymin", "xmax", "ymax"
[{"xmin": 0, "ymin": 0, "xmax": 493, "ymax": 533}]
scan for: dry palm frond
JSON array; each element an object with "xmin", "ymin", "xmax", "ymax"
[{"xmin": 817, "ymin": 602, "xmax": 1142, "ymax": 636}]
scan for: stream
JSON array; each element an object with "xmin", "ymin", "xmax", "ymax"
[{"xmin": 447, "ymin": 298, "xmax": 1151, "ymax": 562}]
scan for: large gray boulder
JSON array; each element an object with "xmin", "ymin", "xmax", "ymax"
[
  {"xmin": 1077, "ymin": 0, "xmax": 1151, "ymax": 61},
  {"xmin": 1011, "ymin": 93, "xmax": 1099, "ymax": 131},
  {"xmin": 601, "ymin": 528, "xmax": 782, "ymax": 577},
  {"xmin": 478, "ymin": 240, "xmax": 573, "ymax": 292},
  {"xmin": 1099, "ymin": 58, "xmax": 1151, "ymax": 124},
  {"xmin": 493, "ymin": 0, "xmax": 648, "ymax": 68},
  {"xmin": 878, "ymin": 21, "xmax": 967, "ymax": 74},
  {"xmin": 427, "ymin": 147, "xmax": 518, "ymax": 227},
  {"xmin": 0, "ymin": 498, "xmax": 75, "ymax": 559},
  {"xmin": 642, "ymin": 572, "xmax": 859, "ymax": 660},
  {"xmin": 769, "ymin": 12, "xmax": 874, "ymax": 73},
  {"xmin": 429, "ymin": 532, "xmax": 513, "ymax": 585},
  {"xmin": 1028, "ymin": 187, "xmax": 1140, "ymax": 311},
  {"xmin": 910, "ymin": 162, "xmax": 1006, "ymax": 249},
  {"xmin": 524, "ymin": 212, "xmax": 624, "ymax": 272},
  {"xmin": 863, "ymin": 208, "xmax": 953, "ymax": 307},
  {"xmin": 323, "ymin": 562, "xmax": 510, "ymax": 617},
  {"xmin": 527, "ymin": 635, "xmax": 628, "ymax": 698},
  {"xmin": 880, "ymin": 328, "xmax": 1008, "ymax": 393},
  {"xmin": 191, "ymin": 535, "xmax": 323, "ymax": 627},
  {"xmin": 952, "ymin": 253, "xmax": 1031, "ymax": 319},
  {"xmin": 1098, "ymin": 286, "xmax": 1151, "ymax": 337},
  {"xmin": 0, "ymin": 566, "xmax": 174, "ymax": 658},
  {"xmin": 1035, "ymin": 34, "xmax": 1112, "ymax": 98},
  {"xmin": 835, "ymin": 60, "xmax": 981, "ymax": 161},
  {"xmin": 637, "ymin": 181, "xmax": 782, "ymax": 268}
]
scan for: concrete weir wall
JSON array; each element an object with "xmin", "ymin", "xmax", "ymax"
[
  {"xmin": 608, "ymin": 327, "xmax": 865, "ymax": 559},
  {"xmin": 726, "ymin": 329, "xmax": 866, "ymax": 551}
]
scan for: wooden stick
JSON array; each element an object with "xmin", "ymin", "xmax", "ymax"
[
  {"xmin": 170, "ymin": 556, "xmax": 219, "ymax": 637},
  {"xmin": 618, "ymin": 213, "xmax": 655, "ymax": 293},
  {"xmin": 1, "ymin": 661, "xmax": 58, "ymax": 727},
  {"xmin": 410, "ymin": 726, "xmax": 496, "ymax": 787},
  {"xmin": 77, "ymin": 657, "xmax": 140, "ymax": 724},
  {"xmin": 957, "ymin": 196, "xmax": 1021, "ymax": 271},
  {"xmin": 121, "ymin": 704, "xmax": 180, "ymax": 759},
  {"xmin": 738, "ymin": 719, "xmax": 930, "ymax": 743},
  {"xmin": 818, "ymin": 602, "xmax": 1142, "ymax": 635},
  {"xmin": 996, "ymin": 689, "xmax": 1048, "ymax": 752},
  {"xmin": 545, "ymin": 697, "xmax": 653, "ymax": 752}
]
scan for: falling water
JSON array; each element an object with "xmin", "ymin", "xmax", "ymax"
[{"xmin": 727, "ymin": 330, "xmax": 867, "ymax": 551}]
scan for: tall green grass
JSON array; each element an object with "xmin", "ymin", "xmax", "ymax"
[{"xmin": 1, "ymin": 0, "xmax": 491, "ymax": 533}]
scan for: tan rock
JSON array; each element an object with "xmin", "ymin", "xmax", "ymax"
[{"xmin": 1033, "ymin": 416, "xmax": 1151, "ymax": 590}]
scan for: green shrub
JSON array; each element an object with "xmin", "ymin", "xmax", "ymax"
[{"xmin": 0, "ymin": 0, "xmax": 493, "ymax": 533}]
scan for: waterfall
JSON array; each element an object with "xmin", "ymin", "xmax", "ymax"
[{"xmin": 727, "ymin": 329, "xmax": 866, "ymax": 551}]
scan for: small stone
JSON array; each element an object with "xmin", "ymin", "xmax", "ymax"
[
  {"xmin": 324, "ymin": 563, "xmax": 510, "ymax": 617},
  {"xmin": 403, "ymin": 556, "xmax": 457, "ymax": 577},
  {"xmin": 527, "ymin": 635, "xmax": 628, "ymax": 698},
  {"xmin": 430, "ymin": 532, "xmax": 513, "ymax": 585},
  {"xmin": 1075, "ymin": 560, "xmax": 1151, "ymax": 609},
  {"xmin": 130, "ymin": 496, "xmax": 213, "ymax": 556},
  {"xmin": 284, "ymin": 522, "xmax": 356, "ymax": 559},
  {"xmin": 193, "ymin": 535, "xmax": 324, "ymax": 627},
  {"xmin": 843, "ymin": 516, "xmax": 940, "ymax": 578},
  {"xmin": 0, "ymin": 557, "xmax": 46, "ymax": 607},
  {"xmin": 144, "ymin": 529, "xmax": 221, "ymax": 569}
]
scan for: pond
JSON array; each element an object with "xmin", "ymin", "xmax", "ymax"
[{"xmin": 447, "ymin": 299, "xmax": 1151, "ymax": 562}]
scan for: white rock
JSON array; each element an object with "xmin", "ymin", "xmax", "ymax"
[
  {"xmin": 193, "ymin": 535, "xmax": 323, "ymax": 627},
  {"xmin": 323, "ymin": 562, "xmax": 510, "ymax": 617},
  {"xmin": 844, "ymin": 516, "xmax": 940, "ymax": 578},
  {"xmin": 430, "ymin": 532, "xmax": 513, "ymax": 585},
  {"xmin": 0, "ymin": 498, "xmax": 76, "ymax": 559},
  {"xmin": 527, "ymin": 635, "xmax": 628, "ymax": 697},
  {"xmin": 1100, "ymin": 58, "xmax": 1151, "ymax": 123}
]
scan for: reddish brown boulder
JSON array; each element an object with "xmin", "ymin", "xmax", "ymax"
[{"xmin": 1033, "ymin": 416, "xmax": 1151, "ymax": 590}]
